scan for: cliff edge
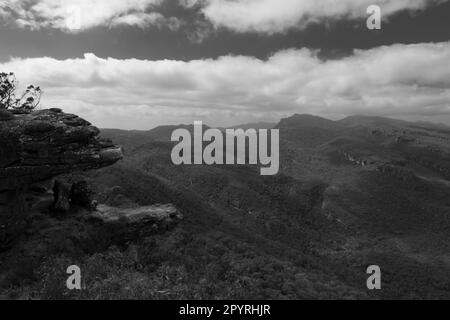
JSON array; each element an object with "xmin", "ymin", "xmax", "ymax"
[{"xmin": 0, "ymin": 108, "xmax": 123, "ymax": 249}]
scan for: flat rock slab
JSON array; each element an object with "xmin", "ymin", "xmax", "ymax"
[{"xmin": 94, "ymin": 204, "xmax": 182, "ymax": 223}]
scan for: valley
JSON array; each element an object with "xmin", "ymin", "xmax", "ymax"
[
  {"xmin": 92, "ymin": 114, "xmax": 450, "ymax": 299},
  {"xmin": 2, "ymin": 113, "xmax": 450, "ymax": 299}
]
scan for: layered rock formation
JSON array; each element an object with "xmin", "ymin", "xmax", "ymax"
[
  {"xmin": 89, "ymin": 204, "xmax": 183, "ymax": 244},
  {"xmin": 0, "ymin": 108, "xmax": 123, "ymax": 249},
  {"xmin": 0, "ymin": 108, "xmax": 122, "ymax": 187}
]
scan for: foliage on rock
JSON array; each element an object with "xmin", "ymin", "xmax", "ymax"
[{"xmin": 0, "ymin": 72, "xmax": 42, "ymax": 114}]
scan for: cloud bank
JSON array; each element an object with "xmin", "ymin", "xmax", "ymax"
[
  {"xmin": 0, "ymin": 0, "xmax": 178, "ymax": 31},
  {"xmin": 199, "ymin": 0, "xmax": 447, "ymax": 34},
  {"xmin": 1, "ymin": 41, "xmax": 449, "ymax": 129},
  {"xmin": 0, "ymin": 0, "xmax": 447, "ymax": 34}
]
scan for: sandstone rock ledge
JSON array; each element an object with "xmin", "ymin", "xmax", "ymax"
[
  {"xmin": 88, "ymin": 204, "xmax": 183, "ymax": 243},
  {"xmin": 0, "ymin": 108, "xmax": 123, "ymax": 188},
  {"xmin": 0, "ymin": 108, "xmax": 123, "ymax": 249},
  {"xmin": 94, "ymin": 204, "xmax": 182, "ymax": 224}
]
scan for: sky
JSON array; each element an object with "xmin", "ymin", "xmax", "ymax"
[{"xmin": 0, "ymin": 0, "xmax": 449, "ymax": 129}]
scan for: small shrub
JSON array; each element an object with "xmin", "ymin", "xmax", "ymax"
[{"xmin": 0, "ymin": 72, "xmax": 42, "ymax": 113}]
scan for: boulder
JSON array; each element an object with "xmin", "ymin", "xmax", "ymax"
[
  {"xmin": 52, "ymin": 180, "xmax": 71, "ymax": 213},
  {"xmin": 90, "ymin": 204, "xmax": 183, "ymax": 243},
  {"xmin": 70, "ymin": 180, "xmax": 95, "ymax": 210}
]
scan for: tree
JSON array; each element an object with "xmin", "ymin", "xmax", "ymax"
[{"xmin": 0, "ymin": 72, "xmax": 42, "ymax": 113}]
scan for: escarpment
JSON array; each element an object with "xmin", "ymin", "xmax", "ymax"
[
  {"xmin": 0, "ymin": 108, "xmax": 123, "ymax": 187},
  {"xmin": 0, "ymin": 108, "xmax": 123, "ymax": 249}
]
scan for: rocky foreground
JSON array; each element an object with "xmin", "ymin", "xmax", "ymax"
[{"xmin": 0, "ymin": 109, "xmax": 182, "ymax": 253}]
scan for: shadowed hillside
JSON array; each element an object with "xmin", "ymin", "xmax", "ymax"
[
  {"xmin": 88, "ymin": 114, "xmax": 450, "ymax": 299},
  {"xmin": 2, "ymin": 113, "xmax": 450, "ymax": 299}
]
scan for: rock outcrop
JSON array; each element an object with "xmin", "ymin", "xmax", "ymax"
[
  {"xmin": 89, "ymin": 204, "xmax": 183, "ymax": 244},
  {"xmin": 0, "ymin": 108, "xmax": 122, "ymax": 188},
  {"xmin": 342, "ymin": 151, "xmax": 369, "ymax": 167},
  {"xmin": 0, "ymin": 108, "xmax": 123, "ymax": 249},
  {"xmin": 376, "ymin": 164, "xmax": 417, "ymax": 182}
]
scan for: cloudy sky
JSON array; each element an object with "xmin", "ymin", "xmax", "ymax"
[{"xmin": 1, "ymin": 0, "xmax": 450, "ymax": 129}]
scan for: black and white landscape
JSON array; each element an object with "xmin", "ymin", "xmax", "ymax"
[{"xmin": 1, "ymin": 0, "xmax": 450, "ymax": 300}]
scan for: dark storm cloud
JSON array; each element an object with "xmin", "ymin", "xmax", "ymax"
[{"xmin": 0, "ymin": 0, "xmax": 449, "ymax": 62}]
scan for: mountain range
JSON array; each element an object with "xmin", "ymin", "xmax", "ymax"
[
  {"xmin": 91, "ymin": 114, "xmax": 450, "ymax": 299},
  {"xmin": 2, "ymin": 113, "xmax": 450, "ymax": 299}
]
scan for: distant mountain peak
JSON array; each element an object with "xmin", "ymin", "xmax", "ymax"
[
  {"xmin": 227, "ymin": 121, "xmax": 276, "ymax": 130},
  {"xmin": 277, "ymin": 114, "xmax": 340, "ymax": 129},
  {"xmin": 338, "ymin": 115, "xmax": 411, "ymax": 128}
]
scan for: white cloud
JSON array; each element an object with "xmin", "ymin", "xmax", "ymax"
[
  {"xmin": 0, "ymin": 0, "xmax": 179, "ymax": 31},
  {"xmin": 1, "ymin": 0, "xmax": 447, "ymax": 34},
  {"xmin": 200, "ymin": 0, "xmax": 447, "ymax": 34},
  {"xmin": 110, "ymin": 12, "xmax": 181, "ymax": 30},
  {"xmin": 1, "ymin": 42, "xmax": 450, "ymax": 129}
]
